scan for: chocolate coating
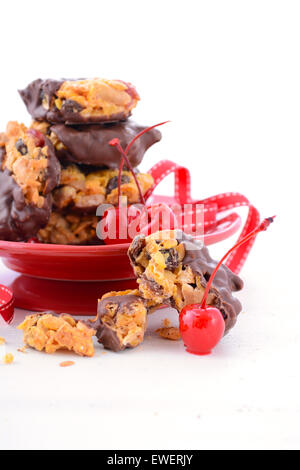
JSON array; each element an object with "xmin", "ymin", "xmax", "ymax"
[
  {"xmin": 96, "ymin": 294, "xmax": 146, "ymax": 352},
  {"xmin": 19, "ymin": 79, "xmax": 136, "ymax": 124},
  {"xmin": 0, "ymin": 165, "xmax": 52, "ymax": 241},
  {"xmin": 180, "ymin": 231, "xmax": 243, "ymax": 333},
  {"xmin": 19, "ymin": 79, "xmax": 63, "ymax": 122},
  {"xmin": 42, "ymin": 136, "xmax": 62, "ymax": 193},
  {"xmin": 0, "ymin": 140, "xmax": 60, "ymax": 242},
  {"xmin": 51, "ymin": 120, "xmax": 161, "ymax": 169}
]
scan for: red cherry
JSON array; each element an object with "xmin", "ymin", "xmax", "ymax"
[
  {"xmin": 101, "ymin": 205, "xmax": 142, "ymax": 244},
  {"xmin": 139, "ymin": 203, "xmax": 178, "ymax": 236},
  {"xmin": 179, "ymin": 305, "xmax": 225, "ymax": 355},
  {"xmin": 27, "ymin": 237, "xmax": 39, "ymax": 244},
  {"xmin": 179, "ymin": 215, "xmax": 276, "ymax": 355},
  {"xmin": 101, "ymin": 203, "xmax": 178, "ymax": 244},
  {"xmin": 27, "ymin": 129, "xmax": 45, "ymax": 147}
]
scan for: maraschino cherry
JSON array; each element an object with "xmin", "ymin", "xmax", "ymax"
[
  {"xmin": 100, "ymin": 122, "xmax": 173, "ymax": 244},
  {"xmin": 179, "ymin": 216, "xmax": 276, "ymax": 355},
  {"xmin": 27, "ymin": 128, "xmax": 45, "ymax": 147}
]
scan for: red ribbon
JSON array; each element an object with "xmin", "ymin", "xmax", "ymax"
[
  {"xmin": 146, "ymin": 160, "xmax": 260, "ymax": 275},
  {"xmin": 0, "ymin": 284, "xmax": 15, "ymax": 324},
  {"xmin": 0, "ymin": 159, "xmax": 260, "ymax": 323}
]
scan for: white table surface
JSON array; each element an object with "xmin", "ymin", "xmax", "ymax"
[{"xmin": 0, "ymin": 223, "xmax": 299, "ymax": 450}]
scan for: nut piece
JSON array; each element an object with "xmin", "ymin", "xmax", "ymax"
[
  {"xmin": 96, "ymin": 290, "xmax": 149, "ymax": 352},
  {"xmin": 18, "ymin": 313, "xmax": 96, "ymax": 357},
  {"xmin": 3, "ymin": 353, "xmax": 14, "ymax": 364},
  {"xmin": 155, "ymin": 326, "xmax": 181, "ymax": 341},
  {"xmin": 59, "ymin": 361, "xmax": 75, "ymax": 367}
]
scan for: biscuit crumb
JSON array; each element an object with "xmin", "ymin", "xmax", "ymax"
[
  {"xmin": 0, "ymin": 337, "xmax": 6, "ymax": 345},
  {"xmin": 155, "ymin": 326, "xmax": 181, "ymax": 341},
  {"xmin": 3, "ymin": 353, "xmax": 14, "ymax": 364},
  {"xmin": 17, "ymin": 346, "xmax": 28, "ymax": 353},
  {"xmin": 59, "ymin": 361, "xmax": 75, "ymax": 368},
  {"xmin": 163, "ymin": 318, "xmax": 171, "ymax": 327}
]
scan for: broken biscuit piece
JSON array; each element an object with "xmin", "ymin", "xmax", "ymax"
[
  {"xmin": 1, "ymin": 121, "xmax": 60, "ymax": 207},
  {"xmin": 128, "ymin": 230, "xmax": 244, "ymax": 334},
  {"xmin": 96, "ymin": 290, "xmax": 149, "ymax": 352},
  {"xmin": 18, "ymin": 313, "xmax": 96, "ymax": 357},
  {"xmin": 0, "ymin": 121, "xmax": 60, "ymax": 241},
  {"xmin": 3, "ymin": 353, "xmax": 14, "ymax": 364}
]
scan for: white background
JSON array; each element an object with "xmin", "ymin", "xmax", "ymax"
[{"xmin": 0, "ymin": 0, "xmax": 299, "ymax": 450}]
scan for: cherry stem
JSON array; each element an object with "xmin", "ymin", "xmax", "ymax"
[
  {"xmin": 200, "ymin": 216, "xmax": 276, "ymax": 309},
  {"xmin": 124, "ymin": 121, "xmax": 170, "ymax": 155},
  {"xmin": 110, "ymin": 121, "xmax": 170, "ymax": 206},
  {"xmin": 110, "ymin": 139, "xmax": 146, "ymax": 205}
]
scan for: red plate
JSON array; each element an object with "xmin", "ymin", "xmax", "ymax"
[
  {"xmin": 0, "ymin": 209, "xmax": 241, "ymax": 315},
  {"xmin": 0, "ymin": 212, "xmax": 241, "ymax": 282}
]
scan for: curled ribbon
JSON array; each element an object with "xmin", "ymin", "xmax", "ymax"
[
  {"xmin": 0, "ymin": 284, "xmax": 15, "ymax": 324},
  {"xmin": 145, "ymin": 159, "xmax": 260, "ymax": 275}
]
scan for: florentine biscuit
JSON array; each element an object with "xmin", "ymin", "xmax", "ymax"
[{"xmin": 20, "ymin": 78, "xmax": 139, "ymax": 124}]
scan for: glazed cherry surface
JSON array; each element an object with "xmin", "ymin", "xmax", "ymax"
[{"xmin": 179, "ymin": 305, "xmax": 225, "ymax": 355}]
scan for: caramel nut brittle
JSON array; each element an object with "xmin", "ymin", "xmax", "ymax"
[{"xmin": 18, "ymin": 313, "xmax": 96, "ymax": 357}]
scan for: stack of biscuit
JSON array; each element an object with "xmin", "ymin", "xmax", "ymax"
[{"xmin": 0, "ymin": 78, "xmax": 161, "ymax": 244}]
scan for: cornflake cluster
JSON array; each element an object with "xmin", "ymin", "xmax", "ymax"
[{"xmin": 0, "ymin": 78, "xmax": 161, "ymax": 244}]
